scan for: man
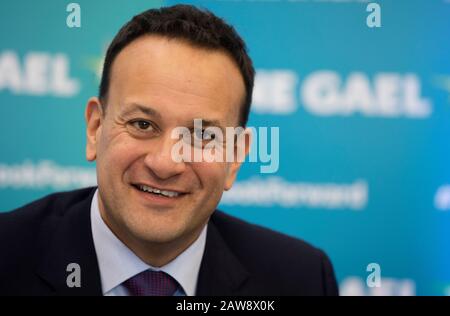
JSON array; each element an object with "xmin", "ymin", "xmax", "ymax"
[{"xmin": 0, "ymin": 5, "xmax": 338, "ymax": 296}]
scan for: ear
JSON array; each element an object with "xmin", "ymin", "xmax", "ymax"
[
  {"xmin": 224, "ymin": 128, "xmax": 252, "ymax": 191},
  {"xmin": 85, "ymin": 97, "xmax": 103, "ymax": 161}
]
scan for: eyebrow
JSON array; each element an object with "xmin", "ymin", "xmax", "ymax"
[
  {"xmin": 120, "ymin": 102, "xmax": 225, "ymax": 129},
  {"xmin": 120, "ymin": 103, "xmax": 162, "ymax": 120},
  {"xmin": 186, "ymin": 119, "xmax": 224, "ymax": 129}
]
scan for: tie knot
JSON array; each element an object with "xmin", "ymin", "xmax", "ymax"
[{"xmin": 123, "ymin": 270, "xmax": 179, "ymax": 296}]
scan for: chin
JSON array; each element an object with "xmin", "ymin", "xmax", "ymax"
[{"xmin": 127, "ymin": 218, "xmax": 188, "ymax": 244}]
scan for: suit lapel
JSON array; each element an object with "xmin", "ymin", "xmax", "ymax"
[
  {"xmin": 36, "ymin": 187, "xmax": 102, "ymax": 295},
  {"xmin": 34, "ymin": 190, "xmax": 249, "ymax": 296},
  {"xmin": 196, "ymin": 215, "xmax": 250, "ymax": 296}
]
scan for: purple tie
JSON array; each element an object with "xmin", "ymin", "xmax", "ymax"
[{"xmin": 123, "ymin": 270, "xmax": 179, "ymax": 296}]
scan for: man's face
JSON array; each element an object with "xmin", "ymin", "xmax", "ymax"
[{"xmin": 85, "ymin": 36, "xmax": 247, "ymax": 250}]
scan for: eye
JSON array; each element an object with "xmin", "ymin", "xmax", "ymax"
[
  {"xmin": 132, "ymin": 120, "xmax": 151, "ymax": 130},
  {"xmin": 128, "ymin": 119, "xmax": 158, "ymax": 137},
  {"xmin": 194, "ymin": 128, "xmax": 215, "ymax": 140}
]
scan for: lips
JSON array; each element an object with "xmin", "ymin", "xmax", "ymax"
[{"xmin": 131, "ymin": 183, "xmax": 188, "ymax": 199}]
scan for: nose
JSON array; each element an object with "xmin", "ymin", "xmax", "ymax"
[{"xmin": 143, "ymin": 133, "xmax": 186, "ymax": 180}]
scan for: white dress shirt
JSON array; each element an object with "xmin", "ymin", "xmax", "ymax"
[{"xmin": 90, "ymin": 189, "xmax": 207, "ymax": 296}]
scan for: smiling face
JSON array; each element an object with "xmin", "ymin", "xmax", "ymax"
[{"xmin": 85, "ymin": 35, "xmax": 247, "ymax": 262}]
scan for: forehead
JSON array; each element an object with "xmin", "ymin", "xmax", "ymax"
[{"xmin": 108, "ymin": 35, "xmax": 246, "ymax": 126}]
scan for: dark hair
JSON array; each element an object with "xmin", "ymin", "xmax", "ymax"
[{"xmin": 99, "ymin": 4, "xmax": 255, "ymax": 127}]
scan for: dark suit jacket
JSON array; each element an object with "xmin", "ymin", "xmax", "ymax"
[{"xmin": 0, "ymin": 187, "xmax": 338, "ymax": 296}]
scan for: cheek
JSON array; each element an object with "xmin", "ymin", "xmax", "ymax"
[
  {"xmin": 97, "ymin": 130, "xmax": 143, "ymax": 175},
  {"xmin": 194, "ymin": 162, "xmax": 229, "ymax": 192}
]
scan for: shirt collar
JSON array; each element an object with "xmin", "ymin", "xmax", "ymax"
[{"xmin": 90, "ymin": 189, "xmax": 207, "ymax": 296}]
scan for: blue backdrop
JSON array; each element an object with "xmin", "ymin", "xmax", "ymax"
[{"xmin": 1, "ymin": 0, "xmax": 449, "ymax": 295}]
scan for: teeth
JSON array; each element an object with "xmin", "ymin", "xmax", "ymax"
[
  {"xmin": 138, "ymin": 185, "xmax": 180, "ymax": 197},
  {"xmin": 161, "ymin": 190, "xmax": 178, "ymax": 197}
]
